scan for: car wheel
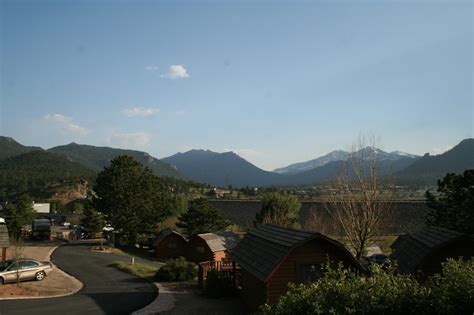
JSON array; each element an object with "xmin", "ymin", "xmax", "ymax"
[
  {"xmin": 35, "ymin": 271, "xmax": 46, "ymax": 281},
  {"xmin": 0, "ymin": 277, "xmax": 4, "ymax": 285}
]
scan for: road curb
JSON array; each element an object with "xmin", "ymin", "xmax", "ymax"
[{"xmin": 132, "ymin": 282, "xmax": 176, "ymax": 315}]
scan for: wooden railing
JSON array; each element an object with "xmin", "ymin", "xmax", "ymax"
[{"xmin": 198, "ymin": 260, "xmax": 241, "ymax": 288}]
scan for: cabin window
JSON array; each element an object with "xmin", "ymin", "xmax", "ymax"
[
  {"xmin": 167, "ymin": 241, "xmax": 177, "ymax": 249},
  {"xmin": 298, "ymin": 264, "xmax": 324, "ymax": 283},
  {"xmin": 196, "ymin": 246, "xmax": 205, "ymax": 253}
]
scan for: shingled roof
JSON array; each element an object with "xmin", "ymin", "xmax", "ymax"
[
  {"xmin": 153, "ymin": 229, "xmax": 185, "ymax": 246},
  {"xmin": 0, "ymin": 225, "xmax": 10, "ymax": 248},
  {"xmin": 197, "ymin": 231, "xmax": 242, "ymax": 253},
  {"xmin": 230, "ymin": 224, "xmax": 360, "ymax": 282},
  {"xmin": 391, "ymin": 226, "xmax": 471, "ymax": 274}
]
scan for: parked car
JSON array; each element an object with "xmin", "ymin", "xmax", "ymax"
[
  {"xmin": 367, "ymin": 254, "xmax": 390, "ymax": 266},
  {"xmin": 0, "ymin": 259, "xmax": 53, "ymax": 285},
  {"xmin": 137, "ymin": 234, "xmax": 156, "ymax": 249}
]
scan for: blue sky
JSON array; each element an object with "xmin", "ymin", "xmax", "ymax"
[{"xmin": 1, "ymin": 0, "xmax": 472, "ymax": 170}]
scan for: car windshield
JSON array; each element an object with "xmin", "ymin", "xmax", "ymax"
[{"xmin": 0, "ymin": 260, "xmax": 12, "ymax": 272}]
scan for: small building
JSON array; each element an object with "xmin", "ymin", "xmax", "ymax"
[
  {"xmin": 153, "ymin": 229, "xmax": 187, "ymax": 259},
  {"xmin": 33, "ymin": 203, "xmax": 50, "ymax": 213},
  {"xmin": 390, "ymin": 226, "xmax": 474, "ymax": 277},
  {"xmin": 186, "ymin": 231, "xmax": 241, "ymax": 263},
  {"xmin": 230, "ymin": 224, "xmax": 363, "ymax": 311}
]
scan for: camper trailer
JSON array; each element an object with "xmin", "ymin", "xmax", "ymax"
[{"xmin": 32, "ymin": 219, "xmax": 51, "ymax": 240}]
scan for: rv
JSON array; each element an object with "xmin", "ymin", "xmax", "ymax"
[{"xmin": 32, "ymin": 219, "xmax": 51, "ymax": 240}]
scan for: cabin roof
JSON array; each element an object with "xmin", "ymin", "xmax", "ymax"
[
  {"xmin": 230, "ymin": 224, "xmax": 361, "ymax": 282},
  {"xmin": 153, "ymin": 229, "xmax": 185, "ymax": 246},
  {"xmin": 196, "ymin": 231, "xmax": 242, "ymax": 253},
  {"xmin": 0, "ymin": 225, "xmax": 10, "ymax": 247},
  {"xmin": 390, "ymin": 226, "xmax": 471, "ymax": 274}
]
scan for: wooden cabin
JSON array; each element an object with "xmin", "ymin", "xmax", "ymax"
[
  {"xmin": 153, "ymin": 229, "xmax": 187, "ymax": 259},
  {"xmin": 0, "ymin": 224, "xmax": 9, "ymax": 261},
  {"xmin": 186, "ymin": 231, "xmax": 241, "ymax": 263},
  {"xmin": 230, "ymin": 224, "xmax": 363, "ymax": 311},
  {"xmin": 390, "ymin": 226, "xmax": 474, "ymax": 277}
]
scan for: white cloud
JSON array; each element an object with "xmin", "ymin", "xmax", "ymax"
[
  {"xmin": 44, "ymin": 114, "xmax": 69, "ymax": 123},
  {"xmin": 44, "ymin": 113, "xmax": 88, "ymax": 135},
  {"xmin": 109, "ymin": 132, "xmax": 152, "ymax": 149},
  {"xmin": 145, "ymin": 65, "xmax": 159, "ymax": 71},
  {"xmin": 161, "ymin": 65, "xmax": 190, "ymax": 79},
  {"xmin": 122, "ymin": 107, "xmax": 160, "ymax": 117},
  {"xmin": 175, "ymin": 110, "xmax": 186, "ymax": 116},
  {"xmin": 63, "ymin": 123, "xmax": 88, "ymax": 135},
  {"xmin": 431, "ymin": 145, "xmax": 453, "ymax": 155}
]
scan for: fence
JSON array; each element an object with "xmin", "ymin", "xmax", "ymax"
[{"xmin": 198, "ymin": 260, "xmax": 241, "ymax": 289}]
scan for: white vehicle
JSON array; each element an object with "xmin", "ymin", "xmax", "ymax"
[
  {"xmin": 0, "ymin": 218, "xmax": 5, "ymax": 224},
  {"xmin": 103, "ymin": 224, "xmax": 114, "ymax": 232}
]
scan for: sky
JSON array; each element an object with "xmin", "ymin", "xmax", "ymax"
[{"xmin": 1, "ymin": 0, "xmax": 472, "ymax": 171}]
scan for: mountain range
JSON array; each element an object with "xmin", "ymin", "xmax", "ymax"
[
  {"xmin": 163, "ymin": 150, "xmax": 282, "ymax": 187},
  {"xmin": 163, "ymin": 140, "xmax": 473, "ymax": 187},
  {"xmin": 1, "ymin": 136, "xmax": 473, "ymax": 188},
  {"xmin": 273, "ymin": 148, "xmax": 419, "ymax": 175},
  {"xmin": 49, "ymin": 142, "xmax": 181, "ymax": 178}
]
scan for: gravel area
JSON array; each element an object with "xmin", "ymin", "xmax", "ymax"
[{"xmin": 0, "ymin": 242, "xmax": 83, "ymax": 299}]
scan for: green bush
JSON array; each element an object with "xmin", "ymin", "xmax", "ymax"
[
  {"xmin": 155, "ymin": 257, "xmax": 197, "ymax": 282},
  {"xmin": 262, "ymin": 258, "xmax": 474, "ymax": 315},
  {"xmin": 426, "ymin": 258, "xmax": 474, "ymax": 314}
]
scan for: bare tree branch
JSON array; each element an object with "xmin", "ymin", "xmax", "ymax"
[{"xmin": 326, "ymin": 135, "xmax": 394, "ymax": 259}]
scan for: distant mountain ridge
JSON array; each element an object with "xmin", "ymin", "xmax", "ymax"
[
  {"xmin": 1, "ymin": 135, "xmax": 472, "ymax": 188},
  {"xmin": 274, "ymin": 147, "xmax": 419, "ymax": 175},
  {"xmin": 0, "ymin": 136, "xmax": 43, "ymax": 160},
  {"xmin": 163, "ymin": 140, "xmax": 471, "ymax": 187},
  {"xmin": 274, "ymin": 150, "xmax": 350, "ymax": 174},
  {"xmin": 0, "ymin": 137, "xmax": 183, "ymax": 179},
  {"xmin": 396, "ymin": 138, "xmax": 474, "ymax": 183},
  {"xmin": 163, "ymin": 149, "xmax": 282, "ymax": 187},
  {"xmin": 48, "ymin": 143, "xmax": 182, "ymax": 178}
]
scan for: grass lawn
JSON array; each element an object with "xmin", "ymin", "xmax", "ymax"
[{"xmin": 109, "ymin": 260, "xmax": 159, "ymax": 281}]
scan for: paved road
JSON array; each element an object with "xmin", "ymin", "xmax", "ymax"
[{"xmin": 0, "ymin": 243, "xmax": 157, "ymax": 315}]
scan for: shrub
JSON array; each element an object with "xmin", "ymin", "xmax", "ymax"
[
  {"xmin": 155, "ymin": 257, "xmax": 197, "ymax": 282},
  {"xmin": 262, "ymin": 258, "xmax": 474, "ymax": 315},
  {"xmin": 426, "ymin": 258, "xmax": 474, "ymax": 314}
]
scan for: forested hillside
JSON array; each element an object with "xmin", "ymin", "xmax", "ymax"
[{"xmin": 0, "ymin": 150, "xmax": 97, "ymax": 199}]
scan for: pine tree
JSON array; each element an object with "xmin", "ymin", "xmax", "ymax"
[{"xmin": 176, "ymin": 198, "xmax": 230, "ymax": 237}]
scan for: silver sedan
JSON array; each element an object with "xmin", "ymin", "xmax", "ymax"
[{"xmin": 0, "ymin": 259, "xmax": 53, "ymax": 284}]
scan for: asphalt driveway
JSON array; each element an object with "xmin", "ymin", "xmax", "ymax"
[{"xmin": 0, "ymin": 243, "xmax": 157, "ymax": 315}]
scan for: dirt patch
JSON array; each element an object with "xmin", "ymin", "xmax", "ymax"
[
  {"xmin": 91, "ymin": 245, "xmax": 114, "ymax": 254},
  {"xmin": 0, "ymin": 242, "xmax": 83, "ymax": 299},
  {"xmin": 0, "ymin": 284, "xmax": 36, "ymax": 297}
]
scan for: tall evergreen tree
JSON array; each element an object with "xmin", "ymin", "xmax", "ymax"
[
  {"xmin": 426, "ymin": 170, "xmax": 474, "ymax": 234},
  {"xmin": 82, "ymin": 202, "xmax": 105, "ymax": 237},
  {"xmin": 176, "ymin": 198, "xmax": 230, "ymax": 237},
  {"xmin": 93, "ymin": 155, "xmax": 169, "ymax": 245},
  {"xmin": 1, "ymin": 194, "xmax": 36, "ymax": 239}
]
